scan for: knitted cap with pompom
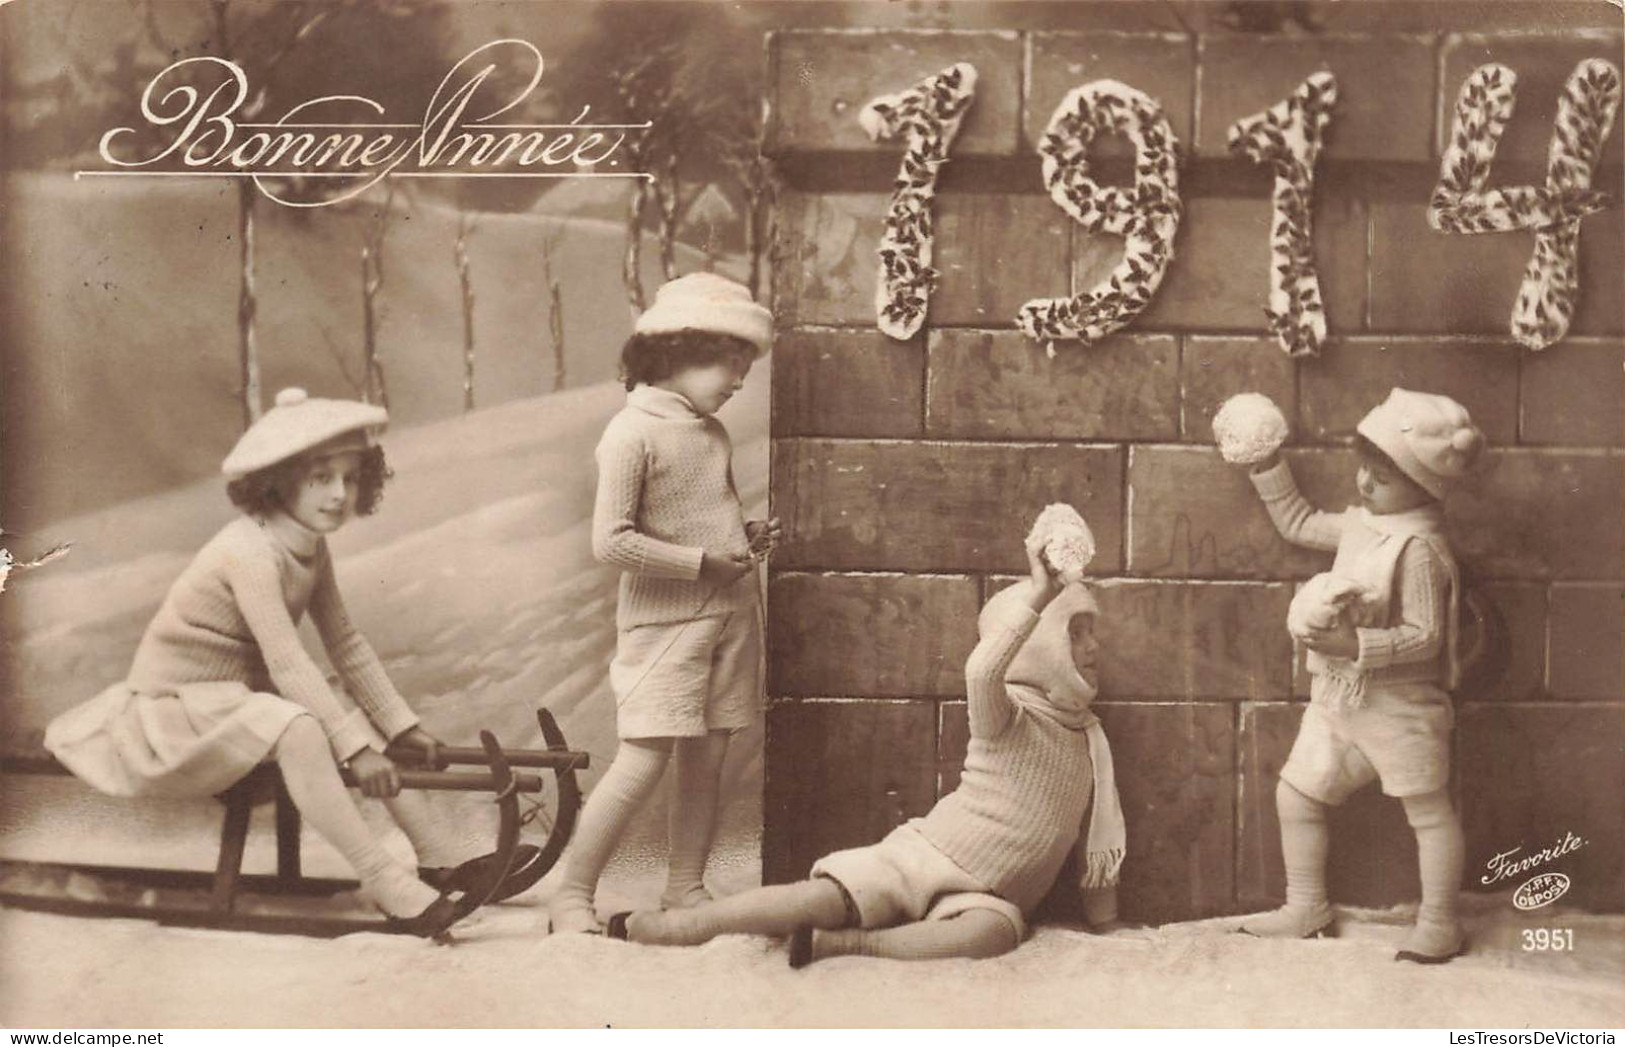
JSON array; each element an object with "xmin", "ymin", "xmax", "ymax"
[{"xmin": 1356, "ymin": 387, "xmax": 1485, "ymax": 499}]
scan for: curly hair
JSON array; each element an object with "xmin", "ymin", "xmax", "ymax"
[
  {"xmin": 226, "ymin": 445, "xmax": 392, "ymax": 517},
  {"xmin": 618, "ymin": 331, "xmax": 757, "ymax": 391}
]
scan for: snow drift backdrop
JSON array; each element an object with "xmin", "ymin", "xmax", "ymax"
[{"xmin": 0, "ymin": 171, "xmax": 767, "ymax": 881}]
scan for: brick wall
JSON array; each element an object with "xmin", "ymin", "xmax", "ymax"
[{"xmin": 762, "ymin": 8, "xmax": 1623, "ymax": 922}]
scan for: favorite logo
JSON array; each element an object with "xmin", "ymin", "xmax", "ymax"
[
  {"xmin": 80, "ymin": 39, "xmax": 647, "ymax": 208},
  {"xmin": 1483, "ymin": 831, "xmax": 1587, "ymax": 911}
]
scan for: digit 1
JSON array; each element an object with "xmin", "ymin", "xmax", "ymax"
[
  {"xmin": 860, "ymin": 62, "xmax": 979, "ymax": 341},
  {"xmin": 1429, "ymin": 60, "xmax": 1621, "ymax": 351},
  {"xmin": 1226, "ymin": 71, "xmax": 1338, "ymax": 358}
]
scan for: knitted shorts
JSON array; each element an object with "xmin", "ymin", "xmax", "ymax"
[
  {"xmin": 1282, "ymin": 681, "xmax": 1452, "ymax": 804},
  {"xmin": 810, "ymin": 822, "xmax": 1027, "ymax": 940},
  {"xmin": 610, "ymin": 609, "xmax": 761, "ymax": 739}
]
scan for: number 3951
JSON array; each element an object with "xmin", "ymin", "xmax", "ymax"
[{"xmin": 1522, "ymin": 928, "xmax": 1575, "ymax": 951}]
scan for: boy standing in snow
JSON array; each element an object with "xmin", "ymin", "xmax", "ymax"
[
  {"xmin": 1237, "ymin": 388, "xmax": 1484, "ymax": 963},
  {"xmin": 548, "ymin": 273, "xmax": 779, "ymax": 934}
]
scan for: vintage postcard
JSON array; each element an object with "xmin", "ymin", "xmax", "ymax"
[{"xmin": 0, "ymin": 0, "xmax": 1621, "ymax": 1030}]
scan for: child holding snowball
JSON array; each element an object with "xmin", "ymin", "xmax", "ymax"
[
  {"xmin": 1218, "ymin": 388, "xmax": 1485, "ymax": 963},
  {"xmin": 604, "ymin": 508, "xmax": 1126, "ymax": 967},
  {"xmin": 548, "ymin": 273, "xmax": 780, "ymax": 934}
]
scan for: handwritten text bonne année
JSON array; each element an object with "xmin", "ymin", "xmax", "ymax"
[{"xmin": 85, "ymin": 40, "xmax": 643, "ymax": 208}]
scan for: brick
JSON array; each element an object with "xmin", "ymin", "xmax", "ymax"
[
  {"xmin": 1463, "ymin": 583, "xmax": 1549, "ymax": 704},
  {"xmin": 1180, "ymin": 336, "xmax": 1298, "ymax": 444},
  {"xmin": 772, "ymin": 439, "xmax": 1125, "ymax": 572},
  {"xmin": 1177, "ymin": 446, "xmax": 1622, "ymax": 586},
  {"xmin": 762, "ymin": 699, "xmax": 939, "ymax": 884},
  {"xmin": 767, "ymin": 572, "xmax": 980, "ymax": 699},
  {"xmin": 1126, "ymin": 446, "xmax": 1349, "ymax": 579},
  {"xmin": 772, "ymin": 328, "xmax": 925, "ymax": 438},
  {"xmin": 1457, "ymin": 705, "xmax": 1625, "ymax": 910},
  {"xmin": 1368, "ymin": 204, "xmax": 1624, "ymax": 338},
  {"xmin": 1116, "ymin": 196, "xmax": 1367, "ymax": 333},
  {"xmin": 938, "ymin": 701, "xmax": 970, "ymax": 796},
  {"xmin": 1238, "ymin": 703, "xmax": 1421, "ymax": 910},
  {"xmin": 1521, "ymin": 340, "xmax": 1625, "ymax": 446},
  {"xmin": 769, "ymin": 31, "xmax": 1022, "ymax": 156},
  {"xmin": 1446, "ymin": 451, "xmax": 1625, "ymax": 580},
  {"xmin": 1094, "ymin": 703, "xmax": 1234, "ymax": 921},
  {"xmin": 925, "ymin": 330, "xmax": 1178, "ymax": 439},
  {"xmin": 1093, "ymin": 580, "xmax": 1293, "ymax": 699},
  {"xmin": 1548, "ymin": 584, "xmax": 1625, "ymax": 698},
  {"xmin": 1440, "ymin": 36, "xmax": 1625, "ymax": 169},
  {"xmin": 1197, "ymin": 35, "xmax": 1436, "ymax": 161},
  {"xmin": 1299, "ymin": 338, "xmax": 1521, "ymax": 445},
  {"xmin": 1237, "ymin": 701, "xmax": 1302, "ymax": 911},
  {"xmin": 932, "ymin": 194, "xmax": 1071, "ymax": 326},
  {"xmin": 1323, "ymin": 788, "xmax": 1428, "ymax": 907},
  {"xmin": 772, "ymin": 192, "xmax": 887, "ymax": 328},
  {"xmin": 1282, "ymin": 3, "xmax": 1619, "ymax": 35},
  {"xmin": 1026, "ymin": 33, "xmax": 1195, "ymax": 155}
]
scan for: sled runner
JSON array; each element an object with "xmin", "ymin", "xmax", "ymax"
[{"xmin": 0, "ymin": 709, "xmax": 587, "ymax": 938}]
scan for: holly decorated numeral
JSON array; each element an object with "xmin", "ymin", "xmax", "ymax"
[
  {"xmin": 1016, "ymin": 80, "xmax": 1182, "ymax": 355},
  {"xmin": 1429, "ymin": 60, "xmax": 1621, "ymax": 350},
  {"xmin": 860, "ymin": 62, "xmax": 979, "ymax": 341},
  {"xmin": 1227, "ymin": 71, "xmax": 1338, "ymax": 358}
]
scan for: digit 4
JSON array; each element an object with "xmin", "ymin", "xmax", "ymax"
[{"xmin": 1430, "ymin": 59, "xmax": 1622, "ymax": 350}]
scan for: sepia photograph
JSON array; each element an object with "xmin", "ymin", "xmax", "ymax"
[{"xmin": 0, "ymin": 0, "xmax": 1621, "ymax": 1029}]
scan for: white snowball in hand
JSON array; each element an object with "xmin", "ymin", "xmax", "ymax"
[
  {"xmin": 1212, "ymin": 392, "xmax": 1290, "ymax": 465},
  {"xmin": 1287, "ymin": 573, "xmax": 1371, "ymax": 642},
  {"xmin": 1029, "ymin": 503, "xmax": 1096, "ymax": 585}
]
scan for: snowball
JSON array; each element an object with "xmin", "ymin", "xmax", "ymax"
[
  {"xmin": 1286, "ymin": 573, "xmax": 1373, "ymax": 642},
  {"xmin": 1028, "ymin": 503, "xmax": 1096, "ymax": 585},
  {"xmin": 1211, "ymin": 392, "xmax": 1289, "ymax": 465}
]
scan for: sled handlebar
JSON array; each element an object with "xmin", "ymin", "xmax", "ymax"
[
  {"xmin": 339, "ymin": 768, "xmax": 545, "ymax": 793},
  {"xmin": 385, "ymin": 745, "xmax": 590, "ymax": 772}
]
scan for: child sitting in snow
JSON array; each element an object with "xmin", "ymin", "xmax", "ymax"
[
  {"xmin": 604, "ymin": 519, "xmax": 1125, "ymax": 966},
  {"xmin": 548, "ymin": 273, "xmax": 780, "ymax": 934},
  {"xmin": 45, "ymin": 388, "xmax": 539, "ymax": 936},
  {"xmin": 1235, "ymin": 388, "xmax": 1484, "ymax": 963}
]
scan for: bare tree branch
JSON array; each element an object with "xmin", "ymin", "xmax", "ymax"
[{"xmin": 455, "ymin": 212, "xmax": 478, "ymax": 412}]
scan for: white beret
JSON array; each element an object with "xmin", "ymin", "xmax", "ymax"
[{"xmin": 221, "ymin": 387, "xmax": 388, "ymax": 479}]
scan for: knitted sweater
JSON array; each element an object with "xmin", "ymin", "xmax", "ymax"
[
  {"xmin": 592, "ymin": 385, "xmax": 754, "ymax": 628},
  {"xmin": 1251, "ymin": 460, "xmax": 1456, "ymax": 690},
  {"xmin": 125, "ymin": 515, "xmax": 420, "ymax": 760},
  {"xmin": 914, "ymin": 598, "xmax": 1096, "ymax": 913}
]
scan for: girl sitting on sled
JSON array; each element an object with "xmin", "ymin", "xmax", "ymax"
[{"xmin": 45, "ymin": 388, "xmax": 539, "ymax": 936}]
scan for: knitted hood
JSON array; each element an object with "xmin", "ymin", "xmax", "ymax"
[
  {"xmin": 978, "ymin": 580, "xmax": 1100, "ymax": 724},
  {"xmin": 977, "ymin": 578, "xmax": 1125, "ymax": 895}
]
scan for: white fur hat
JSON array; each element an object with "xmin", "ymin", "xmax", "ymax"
[
  {"xmin": 1356, "ymin": 387, "xmax": 1485, "ymax": 499},
  {"xmin": 633, "ymin": 272, "xmax": 772, "ymax": 356},
  {"xmin": 221, "ymin": 387, "xmax": 388, "ymax": 479}
]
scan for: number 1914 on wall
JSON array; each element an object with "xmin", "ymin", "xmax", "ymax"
[{"xmin": 861, "ymin": 58, "xmax": 1621, "ymax": 357}]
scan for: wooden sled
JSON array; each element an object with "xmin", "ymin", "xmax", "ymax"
[{"xmin": 0, "ymin": 709, "xmax": 586, "ymax": 938}]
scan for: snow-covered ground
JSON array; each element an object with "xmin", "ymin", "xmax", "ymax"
[{"xmin": 3, "ymin": 880, "xmax": 1622, "ymax": 1028}]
